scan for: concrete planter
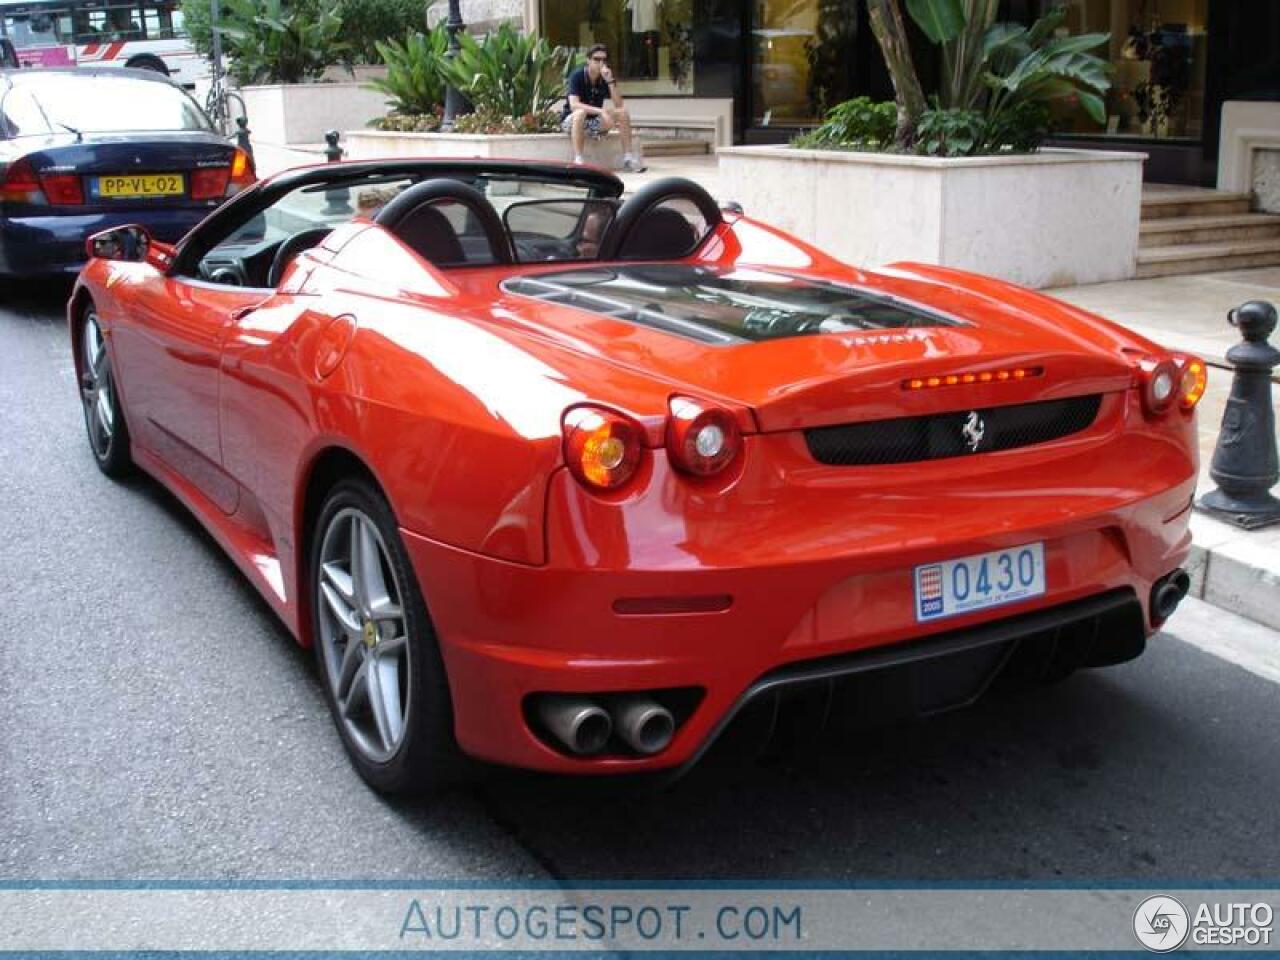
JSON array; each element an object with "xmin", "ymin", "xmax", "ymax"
[
  {"xmin": 241, "ymin": 82, "xmax": 388, "ymax": 146},
  {"xmin": 717, "ymin": 145, "xmax": 1147, "ymax": 288},
  {"xmin": 342, "ymin": 129, "xmax": 623, "ymax": 169}
]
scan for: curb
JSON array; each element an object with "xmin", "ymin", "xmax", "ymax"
[{"xmin": 1187, "ymin": 511, "xmax": 1280, "ymax": 632}]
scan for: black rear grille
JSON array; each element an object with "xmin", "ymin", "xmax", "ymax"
[{"xmin": 805, "ymin": 394, "xmax": 1103, "ymax": 466}]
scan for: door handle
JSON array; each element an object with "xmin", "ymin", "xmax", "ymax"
[{"xmin": 230, "ymin": 305, "xmax": 257, "ymax": 323}]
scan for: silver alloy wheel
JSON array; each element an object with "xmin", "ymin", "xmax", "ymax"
[
  {"xmin": 316, "ymin": 507, "xmax": 412, "ymax": 762},
  {"xmin": 81, "ymin": 312, "xmax": 114, "ymax": 458}
]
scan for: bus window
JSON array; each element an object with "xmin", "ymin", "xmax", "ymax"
[
  {"xmin": 4, "ymin": 10, "xmax": 69, "ymax": 47},
  {"xmin": 141, "ymin": 1, "xmax": 177, "ymax": 39}
]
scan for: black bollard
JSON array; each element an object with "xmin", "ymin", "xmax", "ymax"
[
  {"xmin": 1196, "ymin": 300, "xmax": 1280, "ymax": 529},
  {"xmin": 322, "ymin": 130, "xmax": 352, "ymax": 216},
  {"xmin": 235, "ymin": 116, "xmax": 253, "ymax": 162},
  {"xmin": 324, "ymin": 129, "xmax": 343, "ymax": 164}
]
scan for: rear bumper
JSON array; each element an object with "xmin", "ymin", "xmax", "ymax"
[
  {"xmin": 0, "ymin": 208, "xmax": 210, "ymax": 276},
  {"xmin": 405, "ymin": 440, "xmax": 1196, "ymax": 775}
]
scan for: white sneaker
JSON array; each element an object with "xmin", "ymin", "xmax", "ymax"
[{"xmin": 622, "ymin": 157, "xmax": 647, "ymax": 173}]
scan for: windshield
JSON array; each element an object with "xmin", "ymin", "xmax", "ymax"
[{"xmin": 21, "ymin": 74, "xmax": 212, "ymax": 134}]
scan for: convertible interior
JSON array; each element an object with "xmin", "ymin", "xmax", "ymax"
[{"xmin": 190, "ymin": 165, "xmax": 722, "ymax": 289}]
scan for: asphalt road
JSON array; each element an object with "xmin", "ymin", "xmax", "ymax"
[{"xmin": 2, "ymin": 280, "xmax": 1277, "ymax": 885}]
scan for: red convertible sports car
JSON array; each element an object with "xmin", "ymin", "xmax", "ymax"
[{"xmin": 71, "ymin": 159, "xmax": 1205, "ymax": 792}]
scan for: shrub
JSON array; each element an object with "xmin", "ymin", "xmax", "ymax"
[
  {"xmin": 369, "ymin": 28, "xmax": 449, "ymax": 116},
  {"xmin": 792, "ymin": 97, "xmax": 897, "ymax": 150},
  {"xmin": 372, "ymin": 110, "xmax": 443, "ymax": 132},
  {"xmin": 452, "ymin": 106, "xmax": 560, "ymax": 135},
  {"xmin": 213, "ymin": 0, "xmax": 348, "ymax": 85},
  {"xmin": 436, "ymin": 22, "xmax": 570, "ymax": 119},
  {"xmin": 343, "ymin": 0, "xmax": 432, "ymax": 64}
]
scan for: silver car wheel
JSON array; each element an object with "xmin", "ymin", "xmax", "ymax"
[
  {"xmin": 80, "ymin": 312, "xmax": 114, "ymax": 458},
  {"xmin": 316, "ymin": 507, "xmax": 412, "ymax": 763}
]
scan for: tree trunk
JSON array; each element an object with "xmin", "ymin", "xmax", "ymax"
[{"xmin": 866, "ymin": 0, "xmax": 927, "ymax": 147}]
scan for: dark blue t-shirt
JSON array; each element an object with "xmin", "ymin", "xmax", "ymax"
[{"xmin": 563, "ymin": 65, "xmax": 611, "ymax": 119}]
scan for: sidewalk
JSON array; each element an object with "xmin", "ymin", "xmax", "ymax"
[{"xmin": 252, "ymin": 145, "xmax": 1280, "ymax": 630}]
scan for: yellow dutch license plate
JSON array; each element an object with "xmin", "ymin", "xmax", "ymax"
[{"xmin": 95, "ymin": 173, "xmax": 185, "ymax": 198}]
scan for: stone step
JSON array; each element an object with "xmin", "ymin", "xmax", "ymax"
[
  {"xmin": 640, "ymin": 138, "xmax": 711, "ymax": 157},
  {"xmin": 1139, "ymin": 212, "xmax": 1280, "ymax": 247},
  {"xmin": 1140, "ymin": 190, "xmax": 1253, "ymax": 220},
  {"xmin": 1135, "ymin": 238, "xmax": 1280, "ymax": 278}
]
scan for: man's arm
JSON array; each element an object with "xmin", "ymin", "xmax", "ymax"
[
  {"xmin": 603, "ymin": 66, "xmax": 624, "ymax": 108},
  {"xmin": 568, "ymin": 93, "xmax": 608, "ymax": 117}
]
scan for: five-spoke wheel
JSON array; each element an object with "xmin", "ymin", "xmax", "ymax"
[
  {"xmin": 311, "ymin": 479, "xmax": 459, "ymax": 792},
  {"xmin": 79, "ymin": 306, "xmax": 131, "ymax": 476}
]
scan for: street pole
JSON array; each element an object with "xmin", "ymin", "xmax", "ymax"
[
  {"xmin": 209, "ymin": 0, "xmax": 222, "ymax": 81},
  {"xmin": 440, "ymin": 0, "xmax": 465, "ymax": 131}
]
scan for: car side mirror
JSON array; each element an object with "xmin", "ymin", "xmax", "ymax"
[{"xmin": 86, "ymin": 224, "xmax": 152, "ymax": 262}]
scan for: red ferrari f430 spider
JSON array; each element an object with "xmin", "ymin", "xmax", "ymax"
[{"xmin": 70, "ymin": 160, "xmax": 1205, "ymax": 792}]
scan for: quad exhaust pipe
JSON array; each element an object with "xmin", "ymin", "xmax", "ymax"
[
  {"xmin": 612, "ymin": 696, "xmax": 676, "ymax": 755},
  {"xmin": 1151, "ymin": 568, "xmax": 1191, "ymax": 624},
  {"xmin": 535, "ymin": 694, "xmax": 677, "ymax": 756},
  {"xmin": 536, "ymin": 696, "xmax": 612, "ymax": 756}
]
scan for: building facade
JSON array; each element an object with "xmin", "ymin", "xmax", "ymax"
[{"xmin": 524, "ymin": 0, "xmax": 1279, "ymax": 186}]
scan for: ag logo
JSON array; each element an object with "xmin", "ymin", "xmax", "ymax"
[{"xmin": 1133, "ymin": 895, "xmax": 1190, "ymax": 952}]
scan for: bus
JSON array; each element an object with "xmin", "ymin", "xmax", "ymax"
[{"xmin": 0, "ymin": 0, "xmax": 206, "ymax": 88}]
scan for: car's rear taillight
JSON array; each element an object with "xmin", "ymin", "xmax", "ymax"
[
  {"xmin": 40, "ymin": 173, "xmax": 83, "ymax": 205},
  {"xmin": 666, "ymin": 396, "xmax": 741, "ymax": 477},
  {"xmin": 229, "ymin": 147, "xmax": 255, "ymax": 194},
  {"xmin": 1175, "ymin": 354, "xmax": 1208, "ymax": 411},
  {"xmin": 190, "ymin": 166, "xmax": 231, "ymax": 200},
  {"xmin": 1136, "ymin": 355, "xmax": 1180, "ymax": 416},
  {"xmin": 191, "ymin": 148, "xmax": 257, "ymax": 201},
  {"xmin": 1, "ymin": 157, "xmax": 47, "ymax": 205},
  {"xmin": 563, "ymin": 405, "xmax": 643, "ymax": 492}
]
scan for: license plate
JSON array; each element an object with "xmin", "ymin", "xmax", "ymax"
[
  {"xmin": 914, "ymin": 542, "xmax": 1046, "ymax": 622},
  {"xmin": 91, "ymin": 173, "xmax": 185, "ymax": 199}
]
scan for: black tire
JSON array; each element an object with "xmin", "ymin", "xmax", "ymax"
[
  {"xmin": 78, "ymin": 304, "xmax": 133, "ymax": 478},
  {"xmin": 125, "ymin": 55, "xmax": 168, "ymax": 75},
  {"xmin": 310, "ymin": 477, "xmax": 464, "ymax": 794}
]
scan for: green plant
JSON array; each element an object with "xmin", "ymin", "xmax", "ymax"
[
  {"xmin": 369, "ymin": 27, "xmax": 449, "ymax": 116},
  {"xmin": 793, "ymin": 97, "xmax": 898, "ymax": 149},
  {"xmin": 915, "ymin": 100, "xmax": 1050, "ymax": 156},
  {"xmin": 342, "ymin": 0, "xmax": 431, "ymax": 64},
  {"xmin": 452, "ymin": 105, "xmax": 561, "ymax": 135},
  {"xmin": 914, "ymin": 107, "xmax": 983, "ymax": 156},
  {"xmin": 436, "ymin": 22, "xmax": 570, "ymax": 119},
  {"xmin": 866, "ymin": 0, "xmax": 1112, "ymax": 155},
  {"xmin": 372, "ymin": 110, "xmax": 443, "ymax": 132},
  {"xmin": 214, "ymin": 0, "xmax": 348, "ymax": 85},
  {"xmin": 179, "ymin": 0, "xmax": 214, "ymax": 58}
]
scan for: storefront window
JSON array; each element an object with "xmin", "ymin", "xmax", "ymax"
[
  {"xmin": 1047, "ymin": 0, "xmax": 1208, "ymax": 139},
  {"xmin": 540, "ymin": 0, "xmax": 696, "ymax": 96},
  {"xmin": 752, "ymin": 0, "xmax": 861, "ymax": 127}
]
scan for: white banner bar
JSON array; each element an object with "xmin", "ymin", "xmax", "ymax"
[{"xmin": 1, "ymin": 888, "xmax": 1276, "ymax": 951}]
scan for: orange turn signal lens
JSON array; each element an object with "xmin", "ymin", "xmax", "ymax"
[
  {"xmin": 903, "ymin": 366, "xmax": 1043, "ymax": 390},
  {"xmin": 1177, "ymin": 356, "xmax": 1207, "ymax": 410},
  {"xmin": 563, "ymin": 405, "xmax": 643, "ymax": 492}
]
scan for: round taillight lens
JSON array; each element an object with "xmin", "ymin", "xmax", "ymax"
[
  {"xmin": 563, "ymin": 405, "xmax": 643, "ymax": 491},
  {"xmin": 1139, "ymin": 357, "xmax": 1179, "ymax": 416},
  {"xmin": 1177, "ymin": 357, "xmax": 1207, "ymax": 410},
  {"xmin": 666, "ymin": 396, "xmax": 741, "ymax": 476}
]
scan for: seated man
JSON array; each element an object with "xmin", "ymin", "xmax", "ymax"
[{"xmin": 562, "ymin": 44, "xmax": 646, "ymax": 173}]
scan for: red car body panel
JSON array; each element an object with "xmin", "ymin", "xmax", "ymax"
[{"xmin": 70, "ymin": 161, "xmax": 1198, "ymax": 775}]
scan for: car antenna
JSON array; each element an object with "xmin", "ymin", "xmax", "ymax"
[{"xmin": 55, "ymin": 121, "xmax": 82, "ymax": 142}]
